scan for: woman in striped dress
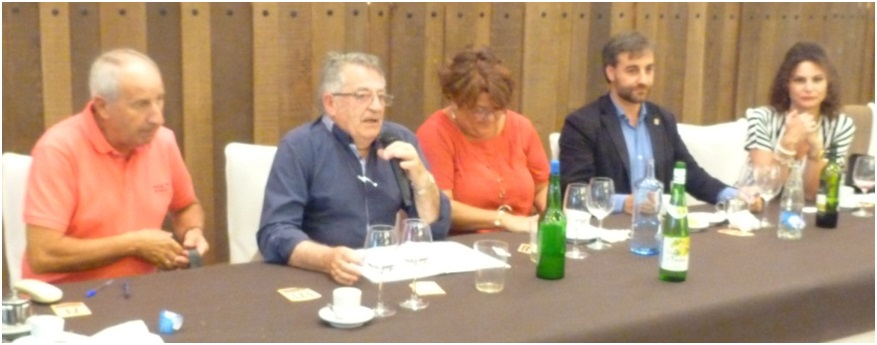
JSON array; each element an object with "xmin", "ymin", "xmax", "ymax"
[{"xmin": 744, "ymin": 42, "xmax": 855, "ymax": 201}]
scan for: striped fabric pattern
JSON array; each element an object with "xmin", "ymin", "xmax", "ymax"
[{"xmin": 744, "ymin": 106, "xmax": 856, "ymax": 158}]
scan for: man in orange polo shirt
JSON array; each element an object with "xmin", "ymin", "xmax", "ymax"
[{"xmin": 22, "ymin": 49, "xmax": 209, "ymax": 283}]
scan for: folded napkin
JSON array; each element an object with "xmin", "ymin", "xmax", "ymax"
[
  {"xmin": 727, "ymin": 211, "xmax": 760, "ymax": 232},
  {"xmin": 599, "ymin": 228, "xmax": 632, "ymax": 243},
  {"xmin": 91, "ymin": 320, "xmax": 164, "ymax": 343}
]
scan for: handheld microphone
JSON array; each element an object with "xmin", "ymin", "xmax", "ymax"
[{"xmin": 378, "ymin": 131, "xmax": 413, "ymax": 209}]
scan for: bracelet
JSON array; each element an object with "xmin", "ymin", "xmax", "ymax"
[
  {"xmin": 494, "ymin": 205, "xmax": 512, "ymax": 227},
  {"xmin": 774, "ymin": 143, "xmax": 795, "ymax": 156}
]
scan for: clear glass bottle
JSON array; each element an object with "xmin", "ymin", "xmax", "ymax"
[
  {"xmin": 631, "ymin": 157, "xmax": 663, "ymax": 256},
  {"xmin": 778, "ymin": 160, "xmax": 806, "ymax": 240}
]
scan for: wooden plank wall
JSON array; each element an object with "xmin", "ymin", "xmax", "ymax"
[{"xmin": 3, "ymin": 3, "xmax": 874, "ymax": 273}]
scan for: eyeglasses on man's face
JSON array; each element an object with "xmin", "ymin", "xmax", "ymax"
[{"xmin": 332, "ymin": 90, "xmax": 394, "ymax": 107}]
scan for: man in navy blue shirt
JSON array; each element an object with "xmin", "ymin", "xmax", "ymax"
[{"xmin": 258, "ymin": 52, "xmax": 451, "ymax": 285}]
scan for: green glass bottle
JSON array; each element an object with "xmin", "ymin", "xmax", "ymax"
[
  {"xmin": 816, "ymin": 146, "xmax": 841, "ymax": 228},
  {"xmin": 537, "ymin": 160, "xmax": 566, "ymax": 280},
  {"xmin": 659, "ymin": 161, "xmax": 689, "ymax": 282}
]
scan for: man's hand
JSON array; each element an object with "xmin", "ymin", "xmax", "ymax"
[
  {"xmin": 128, "ymin": 229, "xmax": 184, "ymax": 271},
  {"xmin": 623, "ymin": 195, "xmax": 635, "ymax": 215},
  {"xmin": 323, "ymin": 247, "xmax": 363, "ymax": 286},
  {"xmin": 173, "ymin": 228, "xmax": 210, "ymax": 268},
  {"xmin": 378, "ymin": 141, "xmax": 431, "ymax": 189}
]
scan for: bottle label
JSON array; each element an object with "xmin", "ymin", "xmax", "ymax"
[
  {"xmin": 672, "ymin": 168, "xmax": 686, "ymax": 185},
  {"xmin": 660, "ymin": 237, "xmax": 689, "ymax": 272},
  {"xmin": 816, "ymin": 194, "xmax": 826, "ymax": 212},
  {"xmin": 666, "ymin": 205, "xmax": 688, "ymax": 219}
]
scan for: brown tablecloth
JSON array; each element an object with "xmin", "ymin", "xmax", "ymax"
[{"xmin": 31, "ymin": 207, "xmax": 875, "ymax": 342}]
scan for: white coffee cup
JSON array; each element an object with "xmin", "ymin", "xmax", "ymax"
[
  {"xmin": 331, "ymin": 287, "xmax": 361, "ymax": 320},
  {"xmin": 27, "ymin": 314, "xmax": 64, "ymax": 340}
]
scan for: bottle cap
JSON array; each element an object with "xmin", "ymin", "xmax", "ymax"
[{"xmin": 550, "ymin": 160, "xmax": 560, "ymax": 174}]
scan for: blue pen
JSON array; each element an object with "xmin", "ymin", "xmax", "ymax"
[{"xmin": 86, "ymin": 279, "xmax": 114, "ymax": 298}]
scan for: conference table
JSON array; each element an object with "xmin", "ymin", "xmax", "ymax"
[{"xmin": 30, "ymin": 205, "xmax": 875, "ymax": 342}]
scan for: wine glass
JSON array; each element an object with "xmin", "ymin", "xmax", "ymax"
[
  {"xmin": 754, "ymin": 163, "xmax": 783, "ymax": 228},
  {"xmin": 363, "ymin": 224, "xmax": 399, "ymax": 318},
  {"xmin": 586, "ymin": 177, "xmax": 615, "ymax": 250},
  {"xmin": 564, "ymin": 183, "xmax": 591, "ymax": 260},
  {"xmin": 851, "ymin": 155, "xmax": 876, "ymax": 217},
  {"xmin": 398, "ymin": 219, "xmax": 432, "ymax": 311}
]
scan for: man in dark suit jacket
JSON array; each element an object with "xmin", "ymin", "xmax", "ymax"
[{"xmin": 560, "ymin": 31, "xmax": 736, "ymax": 214}]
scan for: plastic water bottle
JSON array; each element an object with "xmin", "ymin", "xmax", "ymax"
[
  {"xmin": 778, "ymin": 161, "xmax": 805, "ymax": 240},
  {"xmin": 631, "ymin": 158, "xmax": 663, "ymax": 256}
]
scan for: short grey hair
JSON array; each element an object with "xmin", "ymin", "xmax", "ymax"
[
  {"xmin": 601, "ymin": 31, "xmax": 655, "ymax": 82},
  {"xmin": 318, "ymin": 52, "xmax": 385, "ymax": 112},
  {"xmin": 89, "ymin": 49, "xmax": 159, "ymax": 102}
]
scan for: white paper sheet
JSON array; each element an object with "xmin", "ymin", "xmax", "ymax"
[{"xmin": 358, "ymin": 241, "xmax": 510, "ymax": 284}]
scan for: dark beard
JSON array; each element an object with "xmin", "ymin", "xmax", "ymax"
[{"xmin": 618, "ymin": 85, "xmax": 649, "ymax": 104}]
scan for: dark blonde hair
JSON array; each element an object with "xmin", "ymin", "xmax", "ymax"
[
  {"xmin": 769, "ymin": 42, "xmax": 841, "ymax": 119},
  {"xmin": 438, "ymin": 47, "xmax": 514, "ymax": 110}
]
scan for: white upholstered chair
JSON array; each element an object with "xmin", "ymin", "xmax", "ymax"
[
  {"xmin": 225, "ymin": 143, "xmax": 277, "ymax": 264},
  {"xmin": 3, "ymin": 152, "xmax": 33, "ymax": 285},
  {"xmin": 677, "ymin": 118, "xmax": 749, "ymax": 204}
]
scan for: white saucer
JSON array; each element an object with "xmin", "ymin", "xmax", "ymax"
[
  {"xmin": 318, "ymin": 306, "xmax": 374, "ymax": 329},
  {"xmin": 688, "ymin": 212, "xmax": 715, "ymax": 230},
  {"xmin": 2, "ymin": 323, "xmax": 30, "ymax": 340}
]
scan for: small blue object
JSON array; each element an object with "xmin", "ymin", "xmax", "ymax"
[
  {"xmin": 158, "ymin": 310, "xmax": 184, "ymax": 334},
  {"xmin": 550, "ymin": 160, "xmax": 560, "ymax": 174},
  {"xmin": 122, "ymin": 282, "xmax": 131, "ymax": 299}
]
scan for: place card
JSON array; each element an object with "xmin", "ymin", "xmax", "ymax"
[
  {"xmin": 51, "ymin": 302, "xmax": 92, "ymax": 318},
  {"xmin": 517, "ymin": 243, "xmax": 532, "ymax": 254},
  {"xmin": 277, "ymin": 287, "xmax": 322, "ymax": 302},
  {"xmin": 411, "ymin": 281, "xmax": 446, "ymax": 296},
  {"xmin": 718, "ymin": 229, "xmax": 755, "ymax": 237}
]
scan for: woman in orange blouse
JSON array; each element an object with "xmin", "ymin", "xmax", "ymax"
[{"xmin": 417, "ymin": 48, "xmax": 549, "ymax": 235}]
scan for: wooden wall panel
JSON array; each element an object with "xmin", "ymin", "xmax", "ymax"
[
  {"xmin": 344, "ymin": 3, "xmax": 370, "ymax": 53},
  {"xmin": 3, "ymin": 3, "xmax": 44, "ymax": 155},
  {"xmin": 146, "ymin": 3, "xmax": 183, "ymax": 149},
  {"xmin": 490, "ymin": 3, "xmax": 525, "ymax": 113},
  {"xmin": 682, "ymin": 3, "xmax": 707, "ymax": 124},
  {"xmin": 388, "ymin": 3, "xmax": 428, "ymax": 130},
  {"xmin": 253, "ymin": 2, "xmax": 280, "ymax": 145},
  {"xmin": 68, "ymin": 3, "xmax": 100, "ymax": 110},
  {"xmin": 702, "ymin": 3, "xmax": 740, "ymax": 123},
  {"xmin": 366, "ymin": 2, "xmax": 391, "ymax": 68},
  {"xmin": 311, "ymin": 3, "xmax": 344, "ymax": 97},
  {"xmin": 99, "ymin": 3, "xmax": 146, "ymax": 51},
  {"xmin": 585, "ymin": 3, "xmax": 613, "ymax": 105},
  {"xmin": 278, "ymin": 2, "xmax": 315, "ymax": 134},
  {"xmin": 444, "ymin": 3, "xmax": 492, "ymax": 61},
  {"xmin": 521, "ymin": 2, "xmax": 564, "ymax": 150},
  {"xmin": 2, "ymin": 3, "xmax": 874, "ymax": 272},
  {"xmin": 180, "ymin": 2, "xmax": 215, "ymax": 264},
  {"xmin": 420, "ymin": 3, "xmax": 445, "ymax": 121},
  {"xmin": 565, "ymin": 3, "xmax": 592, "ymax": 116},
  {"xmin": 39, "ymin": 3, "xmax": 73, "ymax": 126}
]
